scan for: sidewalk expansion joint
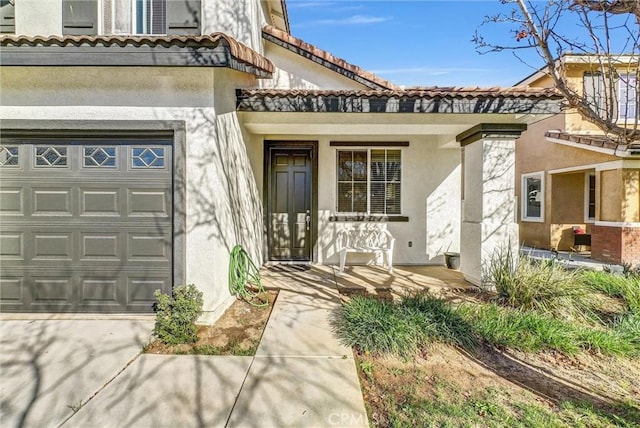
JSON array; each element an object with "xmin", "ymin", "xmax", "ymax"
[{"xmin": 57, "ymin": 350, "xmax": 143, "ymax": 427}]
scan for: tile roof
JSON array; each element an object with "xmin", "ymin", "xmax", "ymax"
[
  {"xmin": 545, "ymin": 130, "xmax": 639, "ymax": 154},
  {"xmin": 236, "ymin": 87, "xmax": 563, "ymax": 114},
  {"xmin": 240, "ymin": 86, "xmax": 560, "ymax": 98},
  {"xmin": 0, "ymin": 33, "xmax": 275, "ymax": 75},
  {"xmin": 262, "ymin": 25, "xmax": 399, "ymax": 90}
]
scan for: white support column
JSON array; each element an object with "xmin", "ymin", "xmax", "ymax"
[{"xmin": 456, "ymin": 124, "xmax": 526, "ymax": 286}]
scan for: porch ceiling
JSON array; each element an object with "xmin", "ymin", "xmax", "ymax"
[{"xmin": 239, "ymin": 111, "xmax": 543, "ymax": 138}]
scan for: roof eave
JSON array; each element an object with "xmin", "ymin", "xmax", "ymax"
[
  {"xmin": 0, "ymin": 34, "xmax": 275, "ymax": 77},
  {"xmin": 236, "ymin": 90, "xmax": 563, "ymax": 115}
]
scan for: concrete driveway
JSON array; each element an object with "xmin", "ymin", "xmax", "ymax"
[{"xmin": 0, "ymin": 319, "xmax": 153, "ymax": 428}]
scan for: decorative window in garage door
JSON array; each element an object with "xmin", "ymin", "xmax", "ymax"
[
  {"xmin": 131, "ymin": 147, "xmax": 165, "ymax": 168},
  {"xmin": 35, "ymin": 146, "xmax": 68, "ymax": 167},
  {"xmin": 0, "ymin": 146, "xmax": 19, "ymax": 167},
  {"xmin": 84, "ymin": 146, "xmax": 117, "ymax": 167}
]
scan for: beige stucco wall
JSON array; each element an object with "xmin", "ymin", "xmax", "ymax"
[
  {"xmin": 516, "ymin": 114, "xmax": 619, "ymax": 249},
  {"xmin": 0, "ymin": 66, "xmax": 261, "ymax": 322},
  {"xmin": 622, "ymin": 169, "xmax": 640, "ymax": 222},
  {"xmin": 601, "ymin": 169, "xmax": 622, "ymax": 221},
  {"xmin": 528, "ymin": 62, "xmax": 639, "ymax": 134}
]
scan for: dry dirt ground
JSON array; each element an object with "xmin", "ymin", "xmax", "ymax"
[
  {"xmin": 145, "ymin": 290, "xmax": 277, "ymax": 355},
  {"xmin": 357, "ymin": 344, "xmax": 640, "ymax": 427}
]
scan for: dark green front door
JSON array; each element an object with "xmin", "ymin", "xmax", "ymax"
[{"xmin": 267, "ymin": 148, "xmax": 312, "ymax": 261}]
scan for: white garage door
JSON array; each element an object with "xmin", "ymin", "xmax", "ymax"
[{"xmin": 0, "ymin": 138, "xmax": 173, "ymax": 312}]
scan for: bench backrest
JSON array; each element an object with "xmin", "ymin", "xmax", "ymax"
[{"xmin": 337, "ymin": 228, "xmax": 394, "ymax": 249}]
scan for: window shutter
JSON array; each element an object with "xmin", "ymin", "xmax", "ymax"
[
  {"xmin": 62, "ymin": 0, "xmax": 98, "ymax": 35},
  {"xmin": 167, "ymin": 0, "xmax": 200, "ymax": 35},
  {"xmin": 0, "ymin": 0, "xmax": 15, "ymax": 34},
  {"xmin": 583, "ymin": 72, "xmax": 603, "ymax": 115}
]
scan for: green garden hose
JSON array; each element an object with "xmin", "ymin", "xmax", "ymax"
[{"xmin": 228, "ymin": 245, "xmax": 268, "ymax": 307}]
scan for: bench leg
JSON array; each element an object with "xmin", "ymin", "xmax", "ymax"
[
  {"xmin": 386, "ymin": 250, "xmax": 393, "ymax": 273},
  {"xmin": 339, "ymin": 249, "xmax": 347, "ymax": 272}
]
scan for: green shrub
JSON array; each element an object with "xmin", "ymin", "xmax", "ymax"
[
  {"xmin": 483, "ymin": 248, "xmax": 594, "ymax": 321},
  {"xmin": 581, "ymin": 270, "xmax": 640, "ymax": 314},
  {"xmin": 153, "ymin": 284, "xmax": 204, "ymax": 345}
]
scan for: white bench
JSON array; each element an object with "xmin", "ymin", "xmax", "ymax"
[{"xmin": 337, "ymin": 228, "xmax": 395, "ymax": 273}]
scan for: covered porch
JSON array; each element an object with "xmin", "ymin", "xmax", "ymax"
[{"xmin": 237, "ymin": 87, "xmax": 562, "ymax": 286}]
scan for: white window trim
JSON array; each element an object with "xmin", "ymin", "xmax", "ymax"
[
  {"xmin": 521, "ymin": 171, "xmax": 544, "ymax": 222},
  {"xmin": 335, "ymin": 148, "xmax": 403, "ymax": 216},
  {"xmin": 617, "ymin": 72, "xmax": 638, "ymax": 122},
  {"xmin": 584, "ymin": 172, "xmax": 596, "ymax": 223}
]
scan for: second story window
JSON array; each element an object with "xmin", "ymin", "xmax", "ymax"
[
  {"xmin": 135, "ymin": 0, "xmax": 166, "ymax": 35},
  {"xmin": 619, "ymin": 73, "xmax": 638, "ymax": 121},
  {"xmin": 63, "ymin": 0, "xmax": 200, "ymax": 36},
  {"xmin": 583, "ymin": 71, "xmax": 639, "ymax": 122}
]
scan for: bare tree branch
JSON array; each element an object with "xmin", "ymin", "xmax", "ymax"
[{"xmin": 475, "ymin": 0, "xmax": 640, "ymax": 144}]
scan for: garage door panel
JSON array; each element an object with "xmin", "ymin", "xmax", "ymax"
[
  {"xmin": 128, "ymin": 276, "xmax": 170, "ymax": 304},
  {"xmin": 128, "ymin": 189, "xmax": 170, "ymax": 217},
  {"xmin": 0, "ymin": 277, "xmax": 22, "ymax": 302},
  {"xmin": 33, "ymin": 188, "xmax": 73, "ymax": 216},
  {"xmin": 32, "ymin": 276, "xmax": 73, "ymax": 303},
  {"xmin": 81, "ymin": 278, "xmax": 119, "ymax": 304},
  {"xmin": 0, "ymin": 232, "xmax": 23, "ymax": 258},
  {"xmin": 33, "ymin": 233, "xmax": 73, "ymax": 260},
  {"xmin": 81, "ymin": 189, "xmax": 121, "ymax": 216},
  {"xmin": 0, "ymin": 188, "xmax": 24, "ymax": 215},
  {"xmin": 0, "ymin": 139, "xmax": 173, "ymax": 313},
  {"xmin": 128, "ymin": 233, "xmax": 170, "ymax": 260},
  {"xmin": 81, "ymin": 233, "xmax": 120, "ymax": 259}
]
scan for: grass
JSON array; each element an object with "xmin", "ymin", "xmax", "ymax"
[
  {"xmin": 580, "ymin": 270, "xmax": 640, "ymax": 314},
  {"xmin": 483, "ymin": 249, "xmax": 595, "ymax": 321},
  {"xmin": 358, "ymin": 357, "xmax": 640, "ymax": 428},
  {"xmin": 335, "ymin": 294, "xmax": 477, "ymax": 355},
  {"xmin": 339, "ymin": 253, "xmax": 640, "ymax": 427},
  {"xmin": 337, "ymin": 295, "xmax": 640, "ymax": 357}
]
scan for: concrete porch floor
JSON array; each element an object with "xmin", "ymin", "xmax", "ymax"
[{"xmin": 261, "ymin": 264, "xmax": 473, "ymax": 301}]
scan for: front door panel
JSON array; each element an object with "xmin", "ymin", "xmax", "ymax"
[{"xmin": 269, "ymin": 149, "xmax": 312, "ymax": 261}]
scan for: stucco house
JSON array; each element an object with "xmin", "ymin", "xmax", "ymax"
[
  {"xmin": 516, "ymin": 54, "xmax": 640, "ymax": 265},
  {"xmin": 0, "ymin": 0, "xmax": 561, "ymax": 320}
]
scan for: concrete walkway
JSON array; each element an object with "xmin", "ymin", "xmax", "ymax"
[{"xmin": 1, "ymin": 265, "xmax": 368, "ymax": 428}]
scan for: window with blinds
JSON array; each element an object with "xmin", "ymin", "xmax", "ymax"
[
  {"xmin": 136, "ymin": 0, "xmax": 166, "ymax": 34},
  {"xmin": 337, "ymin": 149, "xmax": 402, "ymax": 215},
  {"xmin": 65, "ymin": 0, "xmax": 201, "ymax": 36},
  {"xmin": 619, "ymin": 73, "xmax": 638, "ymax": 121}
]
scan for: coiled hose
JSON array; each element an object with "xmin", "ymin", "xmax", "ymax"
[{"xmin": 228, "ymin": 245, "xmax": 268, "ymax": 307}]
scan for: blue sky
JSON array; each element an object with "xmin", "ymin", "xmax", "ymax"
[{"xmin": 286, "ymin": 1, "xmax": 549, "ymax": 88}]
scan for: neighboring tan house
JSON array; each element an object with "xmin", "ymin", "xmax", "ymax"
[
  {"xmin": 516, "ymin": 54, "xmax": 640, "ymax": 265},
  {"xmin": 0, "ymin": 0, "xmax": 561, "ymax": 320}
]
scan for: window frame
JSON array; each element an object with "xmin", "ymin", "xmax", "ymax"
[
  {"xmin": 618, "ymin": 72, "xmax": 638, "ymax": 122},
  {"xmin": 133, "ymin": 0, "xmax": 166, "ymax": 35},
  {"xmin": 335, "ymin": 148, "xmax": 403, "ymax": 216},
  {"xmin": 584, "ymin": 172, "xmax": 596, "ymax": 223},
  {"xmin": 521, "ymin": 171, "xmax": 544, "ymax": 222}
]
